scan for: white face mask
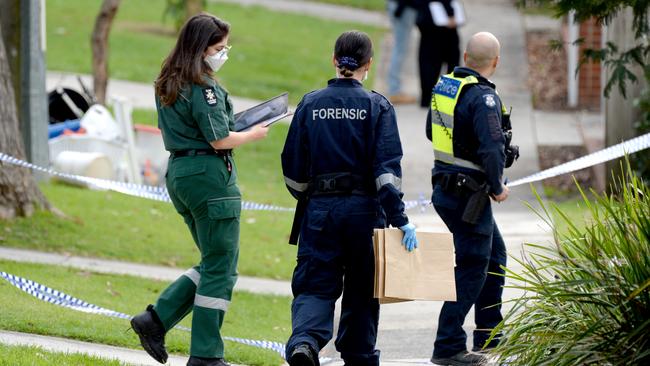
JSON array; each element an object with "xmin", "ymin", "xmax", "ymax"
[{"xmin": 205, "ymin": 49, "xmax": 229, "ymax": 72}]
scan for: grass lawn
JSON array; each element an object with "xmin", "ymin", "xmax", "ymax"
[
  {"xmin": 519, "ymin": 3, "xmax": 557, "ymax": 17},
  {"xmin": 0, "ymin": 344, "xmax": 125, "ymax": 366},
  {"xmin": 131, "ymin": 108, "xmax": 158, "ymax": 127},
  {"xmin": 542, "ymin": 186, "xmax": 594, "ymax": 236},
  {"xmin": 311, "ymin": 0, "xmax": 385, "ymax": 11},
  {"xmin": 0, "ymin": 260, "xmax": 291, "ymax": 366},
  {"xmin": 0, "ymin": 124, "xmax": 298, "ymax": 280},
  {"xmin": 46, "ymin": 0, "xmax": 385, "ymax": 104},
  {"xmin": 546, "ymin": 197, "xmax": 593, "ymax": 237}
]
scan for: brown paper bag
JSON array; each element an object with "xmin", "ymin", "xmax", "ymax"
[
  {"xmin": 373, "ymin": 228, "xmax": 406, "ymax": 304},
  {"xmin": 373, "ymin": 228, "xmax": 456, "ymax": 302}
]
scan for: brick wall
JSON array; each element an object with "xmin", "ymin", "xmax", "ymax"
[{"xmin": 578, "ymin": 18, "xmax": 602, "ymax": 111}]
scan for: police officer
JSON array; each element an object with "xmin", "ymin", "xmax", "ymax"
[
  {"xmin": 426, "ymin": 32, "xmax": 515, "ymax": 365},
  {"xmin": 282, "ymin": 31, "xmax": 418, "ymax": 366},
  {"xmin": 130, "ymin": 14, "xmax": 268, "ymax": 366}
]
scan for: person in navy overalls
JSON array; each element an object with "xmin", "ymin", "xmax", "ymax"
[{"xmin": 281, "ymin": 30, "xmax": 418, "ymax": 366}]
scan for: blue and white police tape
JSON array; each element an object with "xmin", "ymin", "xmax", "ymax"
[
  {"xmin": 0, "ymin": 152, "xmax": 293, "ymax": 212},
  {"xmin": 0, "ymin": 271, "xmax": 287, "ymax": 359},
  {"xmin": 4, "ymin": 131, "xmax": 650, "ymax": 211},
  {"xmin": 507, "ymin": 132, "xmax": 650, "ymax": 187}
]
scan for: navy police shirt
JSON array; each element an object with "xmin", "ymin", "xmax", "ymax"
[{"xmin": 282, "ymin": 78, "xmax": 408, "ymax": 228}]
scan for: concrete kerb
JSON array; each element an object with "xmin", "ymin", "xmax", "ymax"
[
  {"xmin": 46, "ymin": 71, "xmax": 263, "ymax": 114},
  {"xmin": 212, "ymin": 0, "xmax": 389, "ymax": 28},
  {"xmin": 0, "ymin": 246, "xmax": 292, "ymax": 297},
  {"xmin": 0, "ymin": 330, "xmax": 217, "ymax": 366}
]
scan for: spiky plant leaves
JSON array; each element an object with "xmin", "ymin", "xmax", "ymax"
[{"xmin": 491, "ymin": 161, "xmax": 650, "ymax": 365}]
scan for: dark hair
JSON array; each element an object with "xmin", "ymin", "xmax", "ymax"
[
  {"xmin": 155, "ymin": 13, "xmax": 230, "ymax": 106},
  {"xmin": 334, "ymin": 30, "xmax": 373, "ymax": 78}
]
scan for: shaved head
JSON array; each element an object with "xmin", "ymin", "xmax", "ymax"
[{"xmin": 465, "ymin": 32, "xmax": 500, "ymax": 70}]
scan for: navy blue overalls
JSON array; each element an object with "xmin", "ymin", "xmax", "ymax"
[
  {"xmin": 425, "ymin": 67, "xmax": 508, "ymax": 357},
  {"xmin": 282, "ymin": 78, "xmax": 409, "ymax": 365}
]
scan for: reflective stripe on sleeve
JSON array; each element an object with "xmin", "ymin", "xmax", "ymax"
[
  {"xmin": 194, "ymin": 294, "xmax": 230, "ymax": 311},
  {"xmin": 182, "ymin": 268, "xmax": 200, "ymax": 286},
  {"xmin": 284, "ymin": 176, "xmax": 309, "ymax": 192},
  {"xmin": 375, "ymin": 173, "xmax": 402, "ymax": 191}
]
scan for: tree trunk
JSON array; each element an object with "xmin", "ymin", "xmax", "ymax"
[
  {"xmin": 0, "ymin": 21, "xmax": 49, "ymax": 219},
  {"xmin": 185, "ymin": 0, "xmax": 203, "ymax": 19},
  {"xmin": 91, "ymin": 0, "xmax": 120, "ymax": 105}
]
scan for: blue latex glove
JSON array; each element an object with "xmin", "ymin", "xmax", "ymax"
[{"xmin": 399, "ymin": 223, "xmax": 418, "ymax": 252}]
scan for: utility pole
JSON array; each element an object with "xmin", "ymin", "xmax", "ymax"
[
  {"xmin": 20, "ymin": 0, "xmax": 49, "ymax": 172},
  {"xmin": 0, "ymin": 0, "xmax": 48, "ymax": 173}
]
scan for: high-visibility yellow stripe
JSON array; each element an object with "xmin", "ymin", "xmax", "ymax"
[{"xmin": 433, "ymin": 150, "xmax": 485, "ymax": 172}]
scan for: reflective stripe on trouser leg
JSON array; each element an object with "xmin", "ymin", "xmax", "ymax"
[
  {"xmin": 190, "ymin": 206, "xmax": 240, "ymax": 358},
  {"xmin": 154, "ymin": 266, "xmax": 201, "ymax": 331}
]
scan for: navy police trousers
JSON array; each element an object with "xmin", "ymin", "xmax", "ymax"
[
  {"xmin": 286, "ymin": 195, "xmax": 381, "ymax": 365},
  {"xmin": 431, "ymin": 183, "xmax": 507, "ymax": 358}
]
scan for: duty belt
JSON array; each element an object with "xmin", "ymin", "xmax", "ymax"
[
  {"xmin": 170, "ymin": 149, "xmax": 232, "ymax": 158},
  {"xmin": 310, "ymin": 172, "xmax": 375, "ymax": 196},
  {"xmin": 432, "ymin": 172, "xmax": 491, "ymax": 225},
  {"xmin": 432, "ymin": 173, "xmax": 485, "ymax": 196}
]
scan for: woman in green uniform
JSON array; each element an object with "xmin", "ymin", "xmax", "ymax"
[{"xmin": 130, "ymin": 13, "xmax": 268, "ymax": 366}]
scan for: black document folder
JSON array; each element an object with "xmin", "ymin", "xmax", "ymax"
[{"xmin": 233, "ymin": 92, "xmax": 291, "ymax": 132}]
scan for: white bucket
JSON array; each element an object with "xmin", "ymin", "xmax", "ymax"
[{"xmin": 54, "ymin": 151, "xmax": 114, "ymax": 180}]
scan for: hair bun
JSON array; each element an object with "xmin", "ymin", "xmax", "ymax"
[{"xmin": 337, "ymin": 56, "xmax": 360, "ymax": 71}]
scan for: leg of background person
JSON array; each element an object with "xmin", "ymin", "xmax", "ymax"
[
  {"xmin": 387, "ymin": 3, "xmax": 417, "ymax": 96},
  {"xmin": 418, "ymin": 27, "xmax": 443, "ymax": 107},
  {"xmin": 335, "ymin": 199, "xmax": 380, "ymax": 365},
  {"xmin": 473, "ymin": 223, "xmax": 507, "ymax": 350},
  {"xmin": 443, "ymin": 29, "xmax": 461, "ymax": 74},
  {"xmin": 286, "ymin": 205, "xmax": 344, "ymax": 359}
]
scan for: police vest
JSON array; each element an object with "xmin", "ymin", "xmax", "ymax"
[{"xmin": 430, "ymin": 73, "xmax": 506, "ymax": 172}]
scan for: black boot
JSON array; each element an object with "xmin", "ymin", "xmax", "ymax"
[
  {"xmin": 131, "ymin": 305, "xmax": 168, "ymax": 364},
  {"xmin": 288, "ymin": 344, "xmax": 317, "ymax": 366},
  {"xmin": 187, "ymin": 356, "xmax": 231, "ymax": 366},
  {"xmin": 431, "ymin": 350, "xmax": 488, "ymax": 365}
]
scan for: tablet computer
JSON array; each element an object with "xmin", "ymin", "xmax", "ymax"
[{"xmin": 234, "ymin": 92, "xmax": 291, "ymax": 132}]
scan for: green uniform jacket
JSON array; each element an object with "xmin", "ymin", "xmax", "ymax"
[{"xmin": 157, "ymin": 77, "xmax": 235, "ymax": 151}]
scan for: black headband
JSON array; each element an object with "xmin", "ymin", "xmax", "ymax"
[{"xmin": 337, "ymin": 56, "xmax": 360, "ymax": 71}]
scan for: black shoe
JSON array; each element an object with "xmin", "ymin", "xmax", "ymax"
[
  {"xmin": 131, "ymin": 305, "xmax": 168, "ymax": 364},
  {"xmin": 471, "ymin": 345, "xmax": 493, "ymax": 353},
  {"xmin": 473, "ymin": 336, "xmax": 502, "ymax": 353},
  {"xmin": 187, "ymin": 356, "xmax": 231, "ymax": 366},
  {"xmin": 288, "ymin": 344, "xmax": 317, "ymax": 366},
  {"xmin": 431, "ymin": 350, "xmax": 488, "ymax": 365}
]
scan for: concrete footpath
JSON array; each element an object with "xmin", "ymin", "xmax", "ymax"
[
  {"xmin": 0, "ymin": 330, "xmax": 191, "ymax": 366},
  {"xmin": 0, "ymin": 246, "xmax": 292, "ymax": 296}
]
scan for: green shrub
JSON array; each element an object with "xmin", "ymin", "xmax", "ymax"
[{"xmin": 492, "ymin": 168, "xmax": 650, "ymax": 365}]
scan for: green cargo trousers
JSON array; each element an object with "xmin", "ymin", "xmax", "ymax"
[{"xmin": 154, "ymin": 154, "xmax": 240, "ymax": 358}]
